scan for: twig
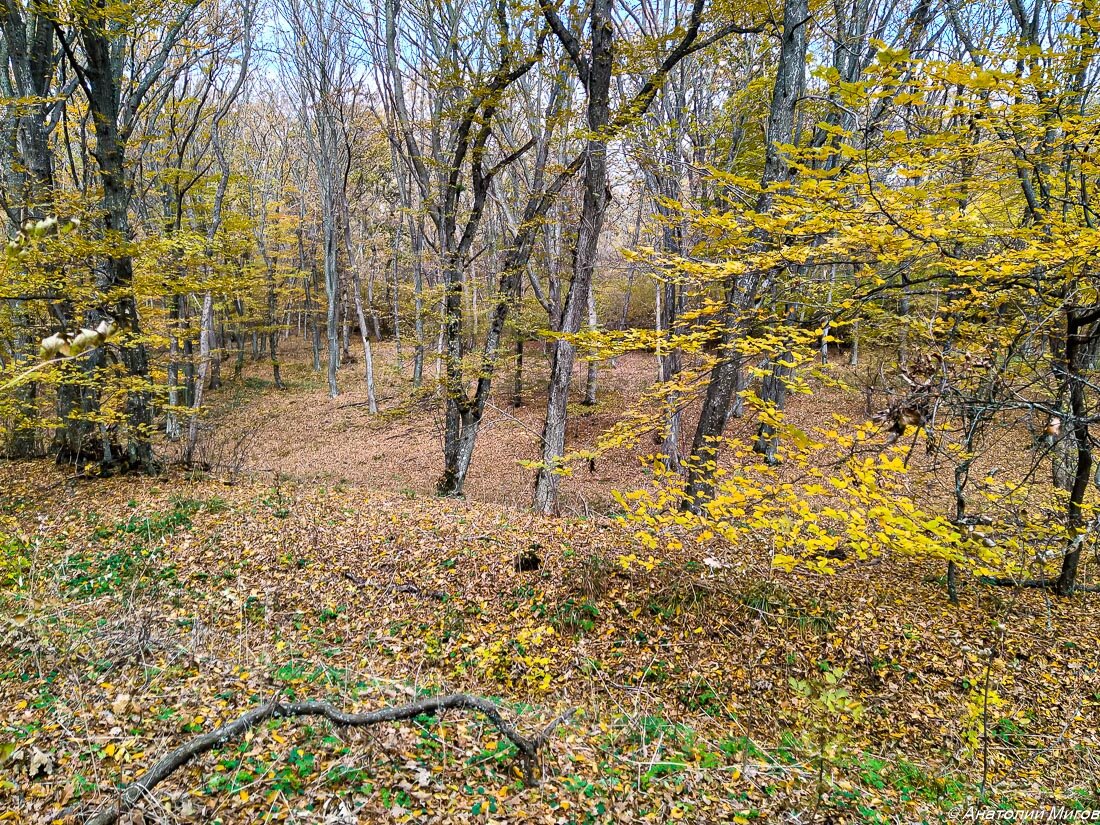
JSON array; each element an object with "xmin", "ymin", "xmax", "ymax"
[
  {"xmin": 343, "ymin": 570, "xmax": 448, "ymax": 601},
  {"xmin": 484, "ymin": 400, "xmax": 545, "ymax": 441},
  {"xmin": 0, "ymin": 352, "xmax": 85, "ymax": 391},
  {"xmin": 979, "ymin": 646, "xmax": 994, "ymax": 801},
  {"xmin": 337, "ymin": 394, "xmax": 398, "ymax": 410},
  {"xmin": 84, "ymin": 695, "xmax": 573, "ymax": 825}
]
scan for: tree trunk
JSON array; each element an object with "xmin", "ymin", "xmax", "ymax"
[
  {"xmin": 820, "ymin": 264, "xmax": 836, "ymax": 364},
  {"xmin": 729, "ymin": 357, "xmax": 745, "ymax": 419},
  {"xmin": 683, "ymin": 306, "xmax": 743, "ymax": 507},
  {"xmin": 367, "ymin": 265, "xmax": 382, "ymax": 340},
  {"xmin": 618, "ymin": 205, "xmax": 644, "ymax": 333},
  {"xmin": 681, "ymin": 0, "xmax": 808, "ymax": 510},
  {"xmin": 647, "ymin": 139, "xmax": 686, "ymax": 470},
  {"xmin": 305, "ymin": 268, "xmax": 322, "ymax": 372},
  {"xmin": 324, "ymin": 212, "xmax": 340, "ymax": 397},
  {"xmin": 268, "ymin": 271, "xmax": 284, "ymax": 389},
  {"xmin": 657, "ymin": 276, "xmax": 683, "ymax": 471},
  {"xmin": 166, "ymin": 294, "xmax": 183, "ymax": 441},
  {"xmin": 92, "ymin": 128, "xmax": 156, "ymax": 471},
  {"xmin": 513, "ymin": 272, "xmax": 525, "ymax": 408},
  {"xmin": 340, "ymin": 283, "xmax": 352, "ymax": 362},
  {"xmin": 533, "ymin": 0, "xmax": 614, "ymax": 514},
  {"xmin": 392, "ymin": 220, "xmax": 403, "ymax": 369},
  {"xmin": 753, "ymin": 350, "xmax": 793, "ymax": 464},
  {"xmin": 583, "ymin": 281, "xmax": 599, "ymax": 406},
  {"xmin": 182, "ymin": 318, "xmax": 195, "ymax": 406},
  {"xmin": 234, "ymin": 329, "xmax": 245, "ymax": 379},
  {"xmin": 352, "ymin": 268, "xmax": 378, "ymax": 413},
  {"xmin": 412, "ymin": 219, "xmax": 426, "ymax": 386},
  {"xmin": 438, "ymin": 251, "xmax": 468, "ymax": 494},
  {"xmin": 347, "ymin": 224, "xmax": 382, "ymax": 413},
  {"xmin": 184, "ymin": 291, "xmax": 214, "ymax": 466},
  {"xmin": 0, "ymin": 8, "xmax": 55, "ymax": 459},
  {"xmin": 1056, "ymin": 311, "xmax": 1094, "ymax": 596}
]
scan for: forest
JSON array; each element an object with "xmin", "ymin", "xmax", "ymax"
[{"xmin": 1, "ymin": 0, "xmax": 1099, "ymax": 820}]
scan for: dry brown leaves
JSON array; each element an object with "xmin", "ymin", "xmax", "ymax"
[{"xmin": 0, "ymin": 349, "xmax": 1097, "ymax": 824}]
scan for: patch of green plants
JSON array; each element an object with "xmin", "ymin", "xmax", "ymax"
[
  {"xmin": 676, "ymin": 674, "xmax": 726, "ymax": 716},
  {"xmin": 278, "ymin": 746, "xmax": 316, "ymax": 792},
  {"xmin": 646, "ymin": 599, "xmax": 676, "ymax": 620},
  {"xmin": 992, "ymin": 716, "xmax": 1029, "ymax": 748},
  {"xmin": 243, "ymin": 594, "xmax": 266, "ymax": 622},
  {"xmin": 845, "ymin": 752, "xmax": 968, "ymax": 807},
  {"xmin": 0, "ymin": 534, "xmax": 30, "ymax": 590},
  {"xmin": 171, "ymin": 494, "xmax": 230, "ymax": 515},
  {"xmin": 638, "ymin": 660, "xmax": 670, "ymax": 684},
  {"xmin": 274, "ymin": 659, "xmax": 309, "ymax": 683},
  {"xmin": 0, "ymin": 495, "xmax": 29, "ymax": 516},
  {"xmin": 796, "ymin": 600, "xmax": 838, "ymax": 634},
  {"xmin": 380, "ymin": 786, "xmax": 413, "ymax": 811},
  {"xmin": 92, "ymin": 500, "xmax": 200, "ymax": 543},
  {"xmin": 243, "ymin": 376, "xmax": 275, "ymax": 392},
  {"xmin": 718, "ymin": 736, "xmax": 765, "ymax": 760},
  {"xmin": 774, "ymin": 729, "xmax": 802, "ymax": 765},
  {"xmin": 467, "ymin": 738, "xmax": 517, "ymax": 769},
  {"xmin": 325, "ymin": 764, "xmax": 371, "ymax": 791},
  {"xmin": 551, "ymin": 597, "xmax": 600, "ymax": 634},
  {"xmin": 62, "ymin": 544, "xmax": 178, "ymax": 598},
  {"xmin": 739, "ymin": 580, "xmax": 791, "ymax": 616},
  {"xmin": 1068, "ymin": 787, "xmax": 1100, "ymax": 810},
  {"xmin": 625, "ymin": 714, "xmax": 695, "ymax": 749},
  {"xmin": 261, "ymin": 476, "xmax": 292, "ymax": 518},
  {"xmin": 739, "ymin": 581, "xmax": 835, "ymax": 633},
  {"xmin": 642, "ymin": 759, "xmax": 688, "ymax": 786}
]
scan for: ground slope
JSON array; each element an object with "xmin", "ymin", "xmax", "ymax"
[{"xmin": 1, "ymin": 463, "xmax": 1097, "ymax": 824}]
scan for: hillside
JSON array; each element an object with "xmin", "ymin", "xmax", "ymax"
[{"xmin": 1, "ymin": 397, "xmax": 1097, "ymax": 822}]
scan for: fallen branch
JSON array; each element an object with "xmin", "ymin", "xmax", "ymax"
[
  {"xmin": 387, "ymin": 582, "xmax": 449, "ymax": 600},
  {"xmin": 979, "ymin": 576, "xmax": 1100, "ymax": 593},
  {"xmin": 344, "ymin": 570, "xmax": 448, "ymax": 601},
  {"xmin": 337, "ymin": 393, "xmax": 398, "ymax": 410},
  {"xmin": 84, "ymin": 694, "xmax": 573, "ymax": 825}
]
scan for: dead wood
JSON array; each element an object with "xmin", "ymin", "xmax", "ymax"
[
  {"xmin": 343, "ymin": 570, "xmax": 448, "ymax": 600},
  {"xmin": 979, "ymin": 576, "xmax": 1100, "ymax": 593},
  {"xmin": 84, "ymin": 694, "xmax": 573, "ymax": 825}
]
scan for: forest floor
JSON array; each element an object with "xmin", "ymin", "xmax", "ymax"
[
  {"xmin": 197, "ymin": 342, "xmax": 872, "ymax": 513},
  {"xmin": 1, "ymin": 344, "xmax": 1098, "ymax": 824}
]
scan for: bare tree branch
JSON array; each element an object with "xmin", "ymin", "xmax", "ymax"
[{"xmin": 84, "ymin": 695, "xmax": 575, "ymax": 825}]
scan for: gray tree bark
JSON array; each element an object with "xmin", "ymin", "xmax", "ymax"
[
  {"xmin": 682, "ymin": 0, "xmax": 809, "ymax": 509},
  {"xmin": 532, "ymin": 0, "xmax": 615, "ymax": 514}
]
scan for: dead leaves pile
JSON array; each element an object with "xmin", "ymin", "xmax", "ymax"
[{"xmin": 0, "ymin": 462, "xmax": 1097, "ymax": 824}]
